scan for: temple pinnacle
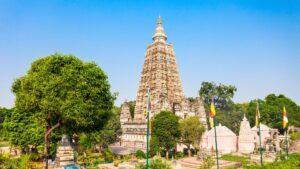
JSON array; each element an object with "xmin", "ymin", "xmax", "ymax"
[{"xmin": 152, "ymin": 16, "xmax": 167, "ymax": 43}]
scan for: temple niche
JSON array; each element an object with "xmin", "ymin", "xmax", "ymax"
[
  {"xmin": 118, "ymin": 17, "xmax": 207, "ymax": 150},
  {"xmin": 238, "ymin": 115, "xmax": 255, "ymax": 153}
]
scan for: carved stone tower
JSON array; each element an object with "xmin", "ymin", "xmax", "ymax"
[
  {"xmin": 118, "ymin": 17, "xmax": 207, "ymax": 149},
  {"xmin": 134, "ymin": 16, "xmax": 184, "ymax": 121}
]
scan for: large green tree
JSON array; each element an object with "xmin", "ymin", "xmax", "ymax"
[
  {"xmin": 6, "ymin": 53, "xmax": 115, "ymax": 168},
  {"xmin": 247, "ymin": 94, "xmax": 300, "ymax": 133},
  {"xmin": 179, "ymin": 116, "xmax": 205, "ymax": 157},
  {"xmin": 199, "ymin": 81, "xmax": 237, "ymax": 109},
  {"xmin": 152, "ymin": 111, "xmax": 180, "ymax": 159}
]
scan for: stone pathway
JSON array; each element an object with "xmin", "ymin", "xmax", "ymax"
[
  {"xmin": 177, "ymin": 157, "xmax": 241, "ymax": 169},
  {"xmin": 99, "ymin": 157, "xmax": 241, "ymax": 169}
]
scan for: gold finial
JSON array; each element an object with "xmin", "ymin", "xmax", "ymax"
[{"xmin": 157, "ymin": 15, "xmax": 162, "ymax": 25}]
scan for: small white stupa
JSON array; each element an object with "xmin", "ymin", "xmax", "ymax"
[{"xmin": 238, "ymin": 114, "xmax": 255, "ymax": 153}]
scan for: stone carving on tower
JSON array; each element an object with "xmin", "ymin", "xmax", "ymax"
[
  {"xmin": 119, "ymin": 17, "xmax": 207, "ymax": 149},
  {"xmin": 134, "ymin": 16, "xmax": 184, "ymax": 121}
]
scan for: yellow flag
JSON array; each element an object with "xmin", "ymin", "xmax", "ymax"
[
  {"xmin": 210, "ymin": 102, "xmax": 216, "ymax": 117},
  {"xmin": 283, "ymin": 106, "xmax": 288, "ymax": 128},
  {"xmin": 255, "ymin": 103, "xmax": 260, "ymax": 127}
]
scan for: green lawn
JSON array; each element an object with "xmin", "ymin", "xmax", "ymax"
[
  {"xmin": 221, "ymin": 153, "xmax": 300, "ymax": 169},
  {"xmin": 0, "ymin": 141, "xmax": 9, "ymax": 147},
  {"xmin": 220, "ymin": 154, "xmax": 251, "ymax": 167}
]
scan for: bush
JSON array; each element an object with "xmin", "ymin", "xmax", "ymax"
[
  {"xmin": 0, "ymin": 154, "xmax": 20, "ymax": 169},
  {"xmin": 199, "ymin": 156, "xmax": 215, "ymax": 169},
  {"xmin": 135, "ymin": 157, "xmax": 172, "ymax": 169},
  {"xmin": 103, "ymin": 148, "xmax": 114, "ymax": 163},
  {"xmin": 175, "ymin": 151, "xmax": 185, "ymax": 159},
  {"xmin": 135, "ymin": 150, "xmax": 146, "ymax": 159},
  {"xmin": 19, "ymin": 154, "xmax": 31, "ymax": 169}
]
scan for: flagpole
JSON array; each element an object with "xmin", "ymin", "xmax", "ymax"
[
  {"xmin": 285, "ymin": 128, "xmax": 289, "ymax": 159},
  {"xmin": 256, "ymin": 102, "xmax": 263, "ymax": 166},
  {"xmin": 258, "ymin": 123, "xmax": 263, "ymax": 166},
  {"xmin": 213, "ymin": 116, "xmax": 219, "ymax": 169},
  {"xmin": 146, "ymin": 87, "xmax": 150, "ymax": 169}
]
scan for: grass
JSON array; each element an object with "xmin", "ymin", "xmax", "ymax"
[
  {"xmin": 220, "ymin": 154, "xmax": 250, "ymax": 165},
  {"xmin": 0, "ymin": 141, "xmax": 9, "ymax": 147},
  {"xmin": 290, "ymin": 132, "xmax": 300, "ymax": 141},
  {"xmin": 245, "ymin": 153, "xmax": 300, "ymax": 169}
]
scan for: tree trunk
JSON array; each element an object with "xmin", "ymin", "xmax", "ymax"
[
  {"xmin": 188, "ymin": 145, "xmax": 191, "ymax": 157},
  {"xmin": 44, "ymin": 121, "xmax": 61, "ymax": 169},
  {"xmin": 44, "ymin": 132, "xmax": 50, "ymax": 169},
  {"xmin": 166, "ymin": 150, "xmax": 169, "ymax": 160}
]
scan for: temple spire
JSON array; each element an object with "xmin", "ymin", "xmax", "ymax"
[{"xmin": 152, "ymin": 16, "xmax": 167, "ymax": 43}]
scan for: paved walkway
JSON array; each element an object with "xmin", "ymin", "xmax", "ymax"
[{"xmin": 176, "ymin": 157, "xmax": 241, "ymax": 169}]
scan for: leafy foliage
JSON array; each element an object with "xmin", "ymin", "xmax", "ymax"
[
  {"xmin": 180, "ymin": 116, "xmax": 205, "ymax": 156},
  {"xmin": 0, "ymin": 107, "xmax": 13, "ymax": 140},
  {"xmin": 135, "ymin": 157, "xmax": 172, "ymax": 169},
  {"xmin": 215, "ymin": 103, "xmax": 246, "ymax": 133},
  {"xmin": 152, "ymin": 111, "xmax": 181, "ymax": 157},
  {"xmin": 103, "ymin": 148, "xmax": 114, "ymax": 163},
  {"xmin": 85, "ymin": 113, "xmax": 122, "ymax": 150},
  {"xmin": 198, "ymin": 156, "xmax": 215, "ymax": 169},
  {"xmin": 4, "ymin": 53, "xmax": 115, "ymax": 162},
  {"xmin": 0, "ymin": 154, "xmax": 32, "ymax": 169},
  {"xmin": 135, "ymin": 150, "xmax": 146, "ymax": 159},
  {"xmin": 199, "ymin": 81, "xmax": 236, "ymax": 109},
  {"xmin": 150, "ymin": 134, "xmax": 160, "ymax": 157},
  {"xmin": 247, "ymin": 94, "xmax": 300, "ymax": 132}
]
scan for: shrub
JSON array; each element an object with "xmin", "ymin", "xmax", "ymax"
[
  {"xmin": 19, "ymin": 154, "xmax": 31, "ymax": 169},
  {"xmin": 175, "ymin": 151, "xmax": 185, "ymax": 159},
  {"xmin": 103, "ymin": 148, "xmax": 114, "ymax": 163},
  {"xmin": 0, "ymin": 154, "xmax": 20, "ymax": 169},
  {"xmin": 135, "ymin": 150, "xmax": 146, "ymax": 159},
  {"xmin": 199, "ymin": 156, "xmax": 215, "ymax": 169},
  {"xmin": 135, "ymin": 157, "xmax": 172, "ymax": 169}
]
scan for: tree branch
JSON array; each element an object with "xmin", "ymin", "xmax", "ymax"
[{"xmin": 45, "ymin": 120, "xmax": 62, "ymax": 137}]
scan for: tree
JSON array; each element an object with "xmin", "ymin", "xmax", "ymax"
[
  {"xmin": 247, "ymin": 94, "xmax": 300, "ymax": 133},
  {"xmin": 199, "ymin": 82, "xmax": 236, "ymax": 109},
  {"xmin": 179, "ymin": 116, "xmax": 205, "ymax": 157},
  {"xmin": 8, "ymin": 53, "xmax": 115, "ymax": 168},
  {"xmin": 215, "ymin": 104, "xmax": 246, "ymax": 134},
  {"xmin": 150, "ymin": 134, "xmax": 160, "ymax": 157},
  {"xmin": 152, "ymin": 111, "xmax": 181, "ymax": 159},
  {"xmin": 87, "ymin": 113, "xmax": 122, "ymax": 151}
]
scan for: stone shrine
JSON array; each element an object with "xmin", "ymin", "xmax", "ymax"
[
  {"xmin": 50, "ymin": 135, "xmax": 76, "ymax": 169},
  {"xmin": 119, "ymin": 17, "xmax": 207, "ymax": 150},
  {"xmin": 238, "ymin": 115, "xmax": 255, "ymax": 153},
  {"xmin": 201, "ymin": 123, "xmax": 237, "ymax": 154}
]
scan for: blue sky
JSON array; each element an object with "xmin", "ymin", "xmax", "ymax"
[{"xmin": 0, "ymin": 0, "xmax": 299, "ymax": 108}]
